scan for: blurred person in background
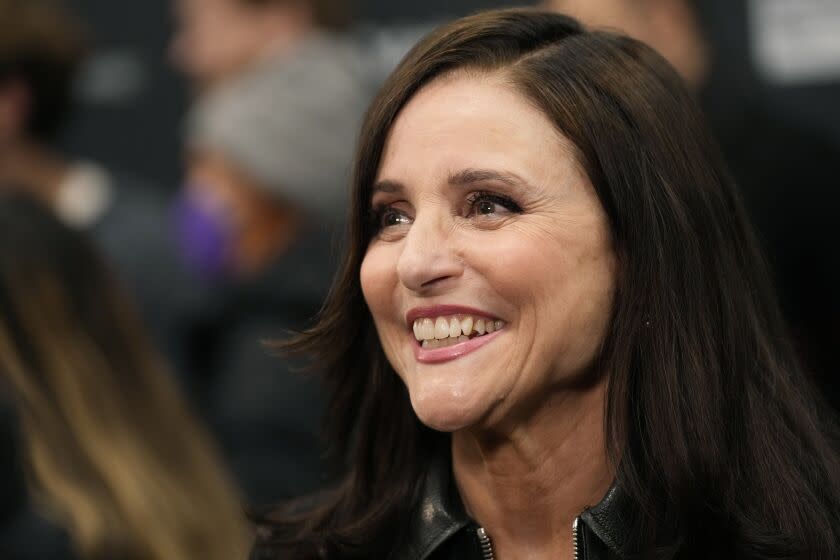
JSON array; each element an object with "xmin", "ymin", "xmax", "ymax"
[
  {"xmin": 170, "ymin": 0, "xmax": 350, "ymax": 92},
  {"xmin": 0, "ymin": 193, "xmax": 250, "ymax": 560},
  {"xmin": 175, "ymin": 92, "xmax": 342, "ymax": 504},
  {"xmin": 169, "ymin": 0, "xmax": 428, "ymax": 100},
  {"xmin": 171, "ymin": 0, "xmax": 353, "ymax": 507},
  {"xmin": 545, "ymin": 0, "xmax": 840, "ymax": 406},
  {"xmin": 0, "ymin": 0, "xmax": 192, "ymax": 368},
  {"xmin": 168, "ymin": 0, "xmax": 427, "ymax": 505}
]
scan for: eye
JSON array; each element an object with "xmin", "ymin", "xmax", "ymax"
[
  {"xmin": 466, "ymin": 191, "xmax": 522, "ymax": 217},
  {"xmin": 371, "ymin": 205, "xmax": 412, "ymax": 231}
]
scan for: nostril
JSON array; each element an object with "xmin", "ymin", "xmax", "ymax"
[
  {"xmin": 398, "ymin": 264, "xmax": 463, "ymax": 293},
  {"xmin": 395, "ymin": 232, "xmax": 465, "ymax": 292},
  {"xmin": 420, "ymin": 274, "xmax": 454, "ymax": 289}
]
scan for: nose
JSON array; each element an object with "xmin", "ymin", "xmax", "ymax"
[{"xmin": 396, "ymin": 213, "xmax": 464, "ymax": 293}]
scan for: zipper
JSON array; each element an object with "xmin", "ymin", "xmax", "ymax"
[
  {"xmin": 572, "ymin": 516, "xmax": 581, "ymax": 560},
  {"xmin": 476, "ymin": 527, "xmax": 495, "ymax": 560},
  {"xmin": 476, "ymin": 516, "xmax": 582, "ymax": 560}
]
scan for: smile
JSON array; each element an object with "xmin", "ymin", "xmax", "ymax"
[
  {"xmin": 406, "ymin": 306, "xmax": 506, "ymax": 364},
  {"xmin": 412, "ymin": 315, "xmax": 505, "ymax": 348}
]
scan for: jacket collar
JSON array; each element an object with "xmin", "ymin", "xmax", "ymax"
[
  {"xmin": 400, "ymin": 452, "xmax": 636, "ymax": 560},
  {"xmin": 579, "ymin": 483, "xmax": 636, "ymax": 557},
  {"xmin": 399, "ymin": 452, "xmax": 471, "ymax": 560}
]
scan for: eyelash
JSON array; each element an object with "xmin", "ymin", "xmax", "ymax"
[
  {"xmin": 465, "ymin": 191, "xmax": 523, "ymax": 216},
  {"xmin": 369, "ymin": 191, "xmax": 523, "ymax": 232}
]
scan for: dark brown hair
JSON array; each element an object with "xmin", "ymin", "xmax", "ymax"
[
  {"xmin": 0, "ymin": 0, "xmax": 87, "ymax": 140},
  {"xmin": 258, "ymin": 8, "xmax": 840, "ymax": 558}
]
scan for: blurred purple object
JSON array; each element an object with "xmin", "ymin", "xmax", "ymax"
[{"xmin": 172, "ymin": 192, "xmax": 232, "ymax": 281}]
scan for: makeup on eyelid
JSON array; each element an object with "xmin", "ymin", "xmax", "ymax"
[{"xmin": 369, "ymin": 190, "xmax": 523, "ymax": 233}]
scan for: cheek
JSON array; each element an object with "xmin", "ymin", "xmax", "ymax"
[
  {"xmin": 464, "ymin": 228, "xmax": 560, "ymax": 310},
  {"xmin": 472, "ymin": 224, "xmax": 615, "ymax": 368},
  {"xmin": 360, "ymin": 244, "xmax": 398, "ymax": 321},
  {"xmin": 537, "ymin": 240, "xmax": 616, "ymax": 370},
  {"xmin": 360, "ymin": 245, "xmax": 410, "ymax": 379}
]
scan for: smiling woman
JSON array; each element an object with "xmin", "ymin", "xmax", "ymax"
[
  {"xmin": 253, "ymin": 8, "xmax": 840, "ymax": 560},
  {"xmin": 361, "ymin": 72, "xmax": 615, "ymax": 436}
]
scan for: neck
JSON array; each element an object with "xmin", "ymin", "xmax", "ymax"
[
  {"xmin": 0, "ymin": 140, "xmax": 69, "ymax": 204},
  {"xmin": 452, "ymin": 377, "xmax": 612, "ymax": 560}
]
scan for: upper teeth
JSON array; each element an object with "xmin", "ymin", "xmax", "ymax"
[{"xmin": 412, "ymin": 315, "xmax": 505, "ymax": 342}]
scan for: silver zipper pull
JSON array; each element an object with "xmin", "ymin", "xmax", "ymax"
[
  {"xmin": 476, "ymin": 526, "xmax": 496, "ymax": 560},
  {"xmin": 572, "ymin": 517, "xmax": 581, "ymax": 560}
]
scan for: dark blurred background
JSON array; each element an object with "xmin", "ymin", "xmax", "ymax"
[{"xmin": 57, "ymin": 0, "xmax": 840, "ymax": 190}]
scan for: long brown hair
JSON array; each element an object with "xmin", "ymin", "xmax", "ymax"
[
  {"xmin": 259, "ymin": 8, "xmax": 840, "ymax": 558},
  {"xmin": 0, "ymin": 194, "xmax": 250, "ymax": 560}
]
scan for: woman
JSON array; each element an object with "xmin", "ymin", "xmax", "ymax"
[
  {"xmin": 254, "ymin": 8, "xmax": 840, "ymax": 559},
  {"xmin": 0, "ymin": 194, "xmax": 250, "ymax": 560}
]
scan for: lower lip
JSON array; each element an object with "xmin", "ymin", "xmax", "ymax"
[{"xmin": 412, "ymin": 328, "xmax": 505, "ymax": 364}]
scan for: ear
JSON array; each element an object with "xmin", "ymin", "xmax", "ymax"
[{"xmin": 0, "ymin": 79, "xmax": 32, "ymax": 142}]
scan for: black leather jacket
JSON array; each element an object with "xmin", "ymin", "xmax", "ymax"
[
  {"xmin": 251, "ymin": 455, "xmax": 639, "ymax": 560},
  {"xmin": 394, "ymin": 455, "xmax": 636, "ymax": 560}
]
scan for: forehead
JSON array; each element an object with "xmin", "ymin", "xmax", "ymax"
[{"xmin": 377, "ymin": 72, "xmax": 578, "ymax": 187}]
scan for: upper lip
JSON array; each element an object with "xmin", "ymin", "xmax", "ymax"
[{"xmin": 405, "ymin": 305, "xmax": 498, "ymax": 329}]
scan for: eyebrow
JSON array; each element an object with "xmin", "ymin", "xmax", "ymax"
[
  {"xmin": 448, "ymin": 168, "xmax": 532, "ymax": 189},
  {"xmin": 371, "ymin": 168, "xmax": 534, "ymax": 195},
  {"xmin": 371, "ymin": 179, "xmax": 403, "ymax": 194}
]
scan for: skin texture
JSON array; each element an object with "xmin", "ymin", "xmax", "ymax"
[{"xmin": 360, "ymin": 73, "xmax": 615, "ymax": 558}]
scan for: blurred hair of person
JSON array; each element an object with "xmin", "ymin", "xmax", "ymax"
[
  {"xmin": 544, "ymin": 0, "xmax": 840, "ymax": 406},
  {"xmin": 0, "ymin": 388, "xmax": 77, "ymax": 559},
  {"xmin": 0, "ymin": 0, "xmax": 195, "ymax": 370},
  {"xmin": 170, "ymin": 0, "xmax": 350, "ymax": 91},
  {"xmin": 0, "ymin": 193, "xmax": 250, "ymax": 560}
]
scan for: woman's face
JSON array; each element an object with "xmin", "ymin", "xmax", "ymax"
[{"xmin": 360, "ymin": 73, "xmax": 616, "ymax": 432}]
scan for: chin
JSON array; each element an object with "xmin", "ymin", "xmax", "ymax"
[{"xmin": 408, "ymin": 380, "xmax": 489, "ymax": 432}]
